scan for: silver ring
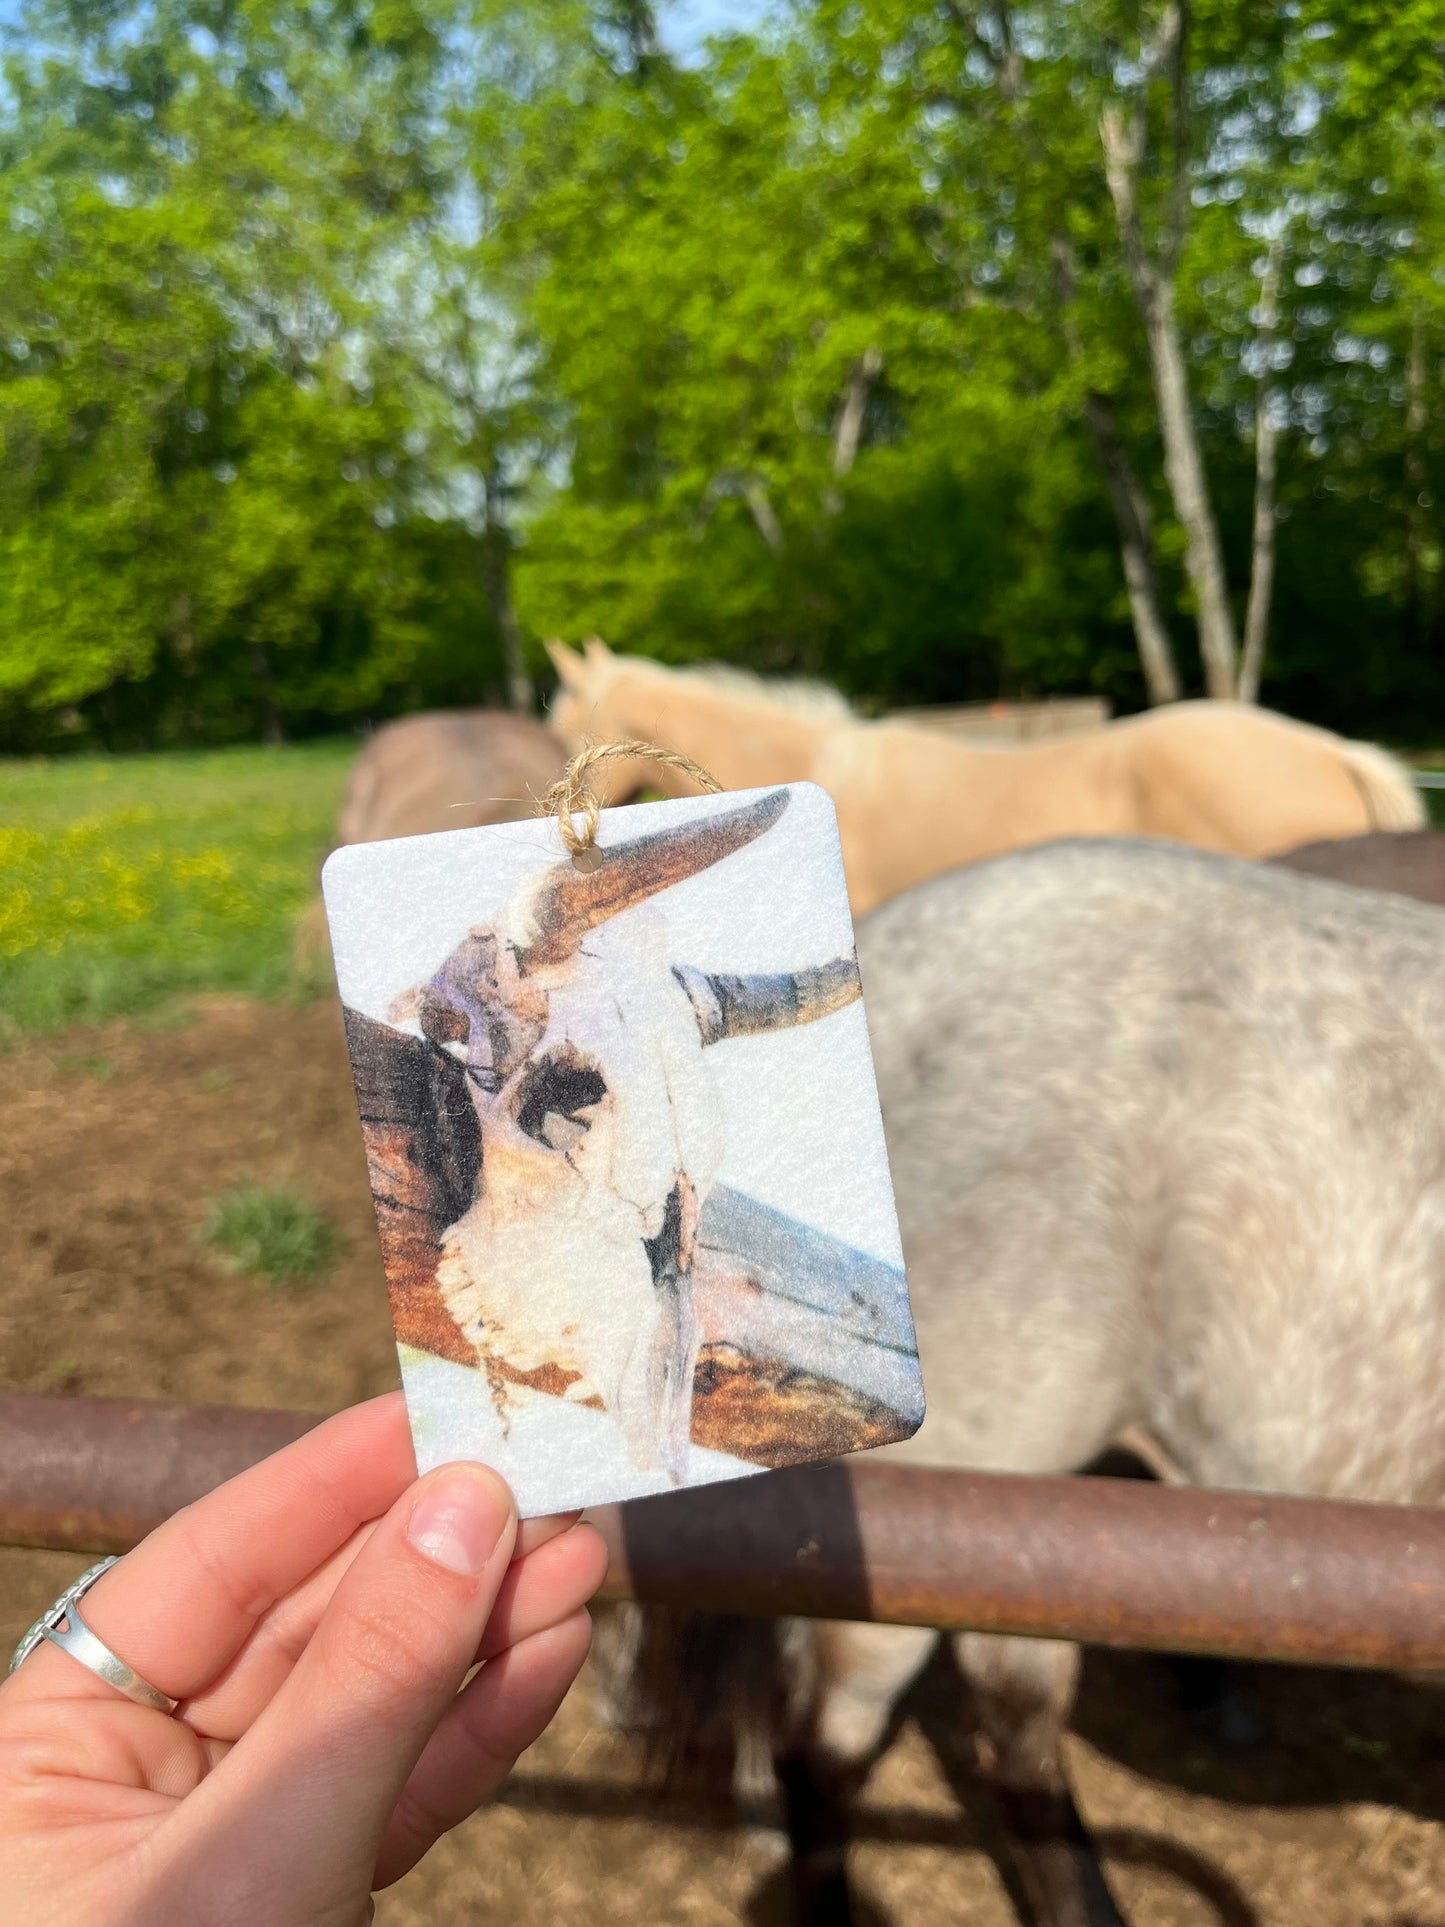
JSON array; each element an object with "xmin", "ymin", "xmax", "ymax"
[{"xmin": 8, "ymin": 1556, "xmax": 178, "ymax": 1715}]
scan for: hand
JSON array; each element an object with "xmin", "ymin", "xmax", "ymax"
[{"xmin": 0, "ymin": 1392, "xmax": 609, "ymax": 1926}]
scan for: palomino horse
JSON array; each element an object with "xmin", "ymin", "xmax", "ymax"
[
  {"xmin": 337, "ymin": 708, "xmax": 567, "ymax": 843},
  {"xmin": 606, "ymin": 838, "xmax": 1445, "ymax": 1927},
  {"xmin": 547, "ymin": 639, "xmax": 1424, "ymax": 915}
]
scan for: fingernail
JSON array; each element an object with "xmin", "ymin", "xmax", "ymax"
[{"xmin": 407, "ymin": 1466, "xmax": 513, "ymax": 1575}]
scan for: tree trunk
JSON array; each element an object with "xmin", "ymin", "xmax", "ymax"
[
  {"xmin": 1404, "ymin": 308, "xmax": 1430, "ymax": 643},
  {"xmin": 1100, "ymin": 91, "xmax": 1239, "ymax": 699},
  {"xmin": 620, "ymin": 0, "xmax": 658, "ymax": 64},
  {"xmin": 741, "ymin": 476, "xmax": 786, "ymax": 555},
  {"xmin": 1052, "ymin": 232, "xmax": 1180, "ymax": 702},
  {"xmin": 479, "ymin": 487, "xmax": 533, "ymax": 713},
  {"xmin": 823, "ymin": 348, "xmax": 882, "ymax": 515},
  {"xmin": 833, "ymin": 349, "xmax": 882, "ymax": 479},
  {"xmin": 1082, "ymin": 392, "xmax": 1181, "ymax": 703},
  {"xmin": 1153, "ymin": 314, "xmax": 1239, "ymax": 696},
  {"xmin": 1238, "ymin": 238, "xmax": 1283, "ymax": 704}
]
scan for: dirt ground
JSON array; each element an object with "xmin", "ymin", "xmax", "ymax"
[{"xmin": 2, "ymin": 996, "xmax": 1444, "ymax": 1927}]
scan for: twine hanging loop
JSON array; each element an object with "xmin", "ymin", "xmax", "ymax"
[{"xmin": 539, "ymin": 739, "xmax": 723, "ymax": 857}]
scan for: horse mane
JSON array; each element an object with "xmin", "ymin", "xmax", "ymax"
[{"xmin": 650, "ymin": 657, "xmax": 854, "ymax": 723}]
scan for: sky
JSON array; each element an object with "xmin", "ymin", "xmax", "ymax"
[
  {"xmin": 659, "ymin": 0, "xmax": 774, "ymax": 57},
  {"xmin": 0, "ymin": 0, "xmax": 776, "ymax": 42}
]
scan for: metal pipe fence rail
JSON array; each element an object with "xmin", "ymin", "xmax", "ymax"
[{"xmin": 2, "ymin": 1394, "xmax": 1444, "ymax": 1671}]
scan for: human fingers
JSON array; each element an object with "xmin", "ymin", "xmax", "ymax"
[
  {"xmin": 165, "ymin": 1461, "xmax": 519, "ymax": 1918},
  {"xmin": 515, "ymin": 1512, "xmax": 585, "ymax": 1559},
  {"xmin": 7, "ymin": 1394, "xmax": 416, "ymax": 1713},
  {"xmin": 473, "ymin": 1521, "xmax": 609, "ymax": 1663},
  {"xmin": 185, "ymin": 1517, "xmax": 604, "ymax": 1741},
  {"xmin": 0, "ymin": 1686, "xmax": 217, "ymax": 1809},
  {"xmin": 375, "ymin": 1610, "xmax": 593, "ymax": 1888},
  {"xmin": 176, "ymin": 1521, "xmax": 378, "ymax": 1738}
]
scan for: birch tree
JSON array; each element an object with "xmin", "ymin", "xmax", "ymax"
[
  {"xmin": 1238, "ymin": 234, "xmax": 1284, "ymax": 703},
  {"xmin": 1098, "ymin": 3, "xmax": 1240, "ymax": 696}
]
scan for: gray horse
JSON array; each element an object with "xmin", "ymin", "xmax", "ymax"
[{"xmin": 608, "ymin": 837, "xmax": 1445, "ymax": 1927}]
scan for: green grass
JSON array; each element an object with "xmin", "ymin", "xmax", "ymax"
[
  {"xmin": 51, "ymin": 1049, "xmax": 117, "ymax": 1081},
  {"xmin": 0, "ymin": 742, "xmax": 351, "ymax": 1039},
  {"xmin": 200, "ymin": 1182, "xmax": 343, "ymax": 1288}
]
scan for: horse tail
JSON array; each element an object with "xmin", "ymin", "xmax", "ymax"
[
  {"xmin": 1338, "ymin": 739, "xmax": 1427, "ymax": 831},
  {"xmin": 593, "ymin": 1603, "xmax": 815, "ymax": 1804}
]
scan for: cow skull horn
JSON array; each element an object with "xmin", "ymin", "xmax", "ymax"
[
  {"xmin": 520, "ymin": 788, "xmax": 790, "ymax": 970},
  {"xmin": 672, "ymin": 956, "xmax": 861, "ymax": 1045}
]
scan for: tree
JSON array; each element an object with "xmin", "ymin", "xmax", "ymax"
[
  {"xmin": 387, "ymin": 254, "xmax": 553, "ymax": 711},
  {"xmin": 2, "ymin": 0, "xmax": 1442, "ymax": 742},
  {"xmin": 0, "ymin": 0, "xmax": 516, "ymax": 743},
  {"xmin": 1098, "ymin": 4, "xmax": 1241, "ymax": 695}
]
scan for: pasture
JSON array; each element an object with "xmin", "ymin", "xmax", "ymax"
[
  {"xmin": 0, "ymin": 744, "xmax": 350, "ymax": 1039},
  {"xmin": 3, "ymin": 741, "xmax": 1445, "ymax": 1925}
]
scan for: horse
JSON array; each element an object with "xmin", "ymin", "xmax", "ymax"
[
  {"xmin": 546, "ymin": 639, "xmax": 1424, "ymax": 915},
  {"xmin": 604, "ymin": 838, "xmax": 1445, "ymax": 1927},
  {"xmin": 1272, "ymin": 827, "xmax": 1445, "ymax": 905},
  {"xmin": 295, "ymin": 710, "xmax": 570, "ymax": 968},
  {"xmin": 336, "ymin": 708, "xmax": 567, "ymax": 843}
]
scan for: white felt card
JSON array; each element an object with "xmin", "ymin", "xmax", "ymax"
[{"xmin": 323, "ymin": 781, "xmax": 923, "ymax": 1517}]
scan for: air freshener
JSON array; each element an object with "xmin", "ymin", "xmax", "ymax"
[{"xmin": 323, "ymin": 778, "xmax": 923, "ymax": 1516}]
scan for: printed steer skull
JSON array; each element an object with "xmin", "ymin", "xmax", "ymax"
[{"xmin": 390, "ymin": 791, "xmax": 860, "ymax": 1481}]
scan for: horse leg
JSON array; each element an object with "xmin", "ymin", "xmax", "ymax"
[
  {"xmin": 776, "ymin": 1622, "xmax": 937, "ymax": 1927},
  {"xmin": 952, "ymin": 1632, "xmax": 1126, "ymax": 1927}
]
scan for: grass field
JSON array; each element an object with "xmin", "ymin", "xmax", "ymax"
[{"xmin": 0, "ymin": 743, "xmax": 352, "ymax": 1039}]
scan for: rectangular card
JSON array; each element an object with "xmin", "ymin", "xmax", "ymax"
[{"xmin": 322, "ymin": 781, "xmax": 923, "ymax": 1516}]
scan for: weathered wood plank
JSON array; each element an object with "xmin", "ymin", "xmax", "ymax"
[
  {"xmin": 342, "ymin": 1008, "xmax": 922, "ymax": 1456},
  {"xmin": 343, "ymin": 1008, "xmax": 481, "ymax": 1370},
  {"xmin": 691, "ymin": 1345, "xmax": 912, "ymax": 1466},
  {"xmin": 696, "ymin": 1184, "xmax": 917, "ymax": 1355},
  {"xmin": 691, "ymin": 1260, "xmax": 923, "ymax": 1439}
]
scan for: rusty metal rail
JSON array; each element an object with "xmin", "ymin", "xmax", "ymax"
[{"xmin": 2, "ymin": 1395, "xmax": 1444, "ymax": 1670}]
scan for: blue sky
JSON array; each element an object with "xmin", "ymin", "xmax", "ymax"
[
  {"xmin": 0, "ymin": 0, "xmax": 776, "ymax": 42},
  {"xmin": 659, "ymin": 0, "xmax": 774, "ymax": 58}
]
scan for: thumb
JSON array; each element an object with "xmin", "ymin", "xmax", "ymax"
[{"xmin": 175, "ymin": 1462, "xmax": 517, "ymax": 1923}]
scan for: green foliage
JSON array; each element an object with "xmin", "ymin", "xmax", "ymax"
[
  {"xmin": 201, "ymin": 1182, "xmax": 343, "ymax": 1288},
  {"xmin": 0, "ymin": 0, "xmax": 514, "ymax": 745},
  {"xmin": 480, "ymin": 0, "xmax": 1445, "ymax": 723},
  {"xmin": 0, "ymin": 0, "xmax": 1441, "ymax": 735},
  {"xmin": 0, "ymin": 744, "xmax": 348, "ymax": 1036}
]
